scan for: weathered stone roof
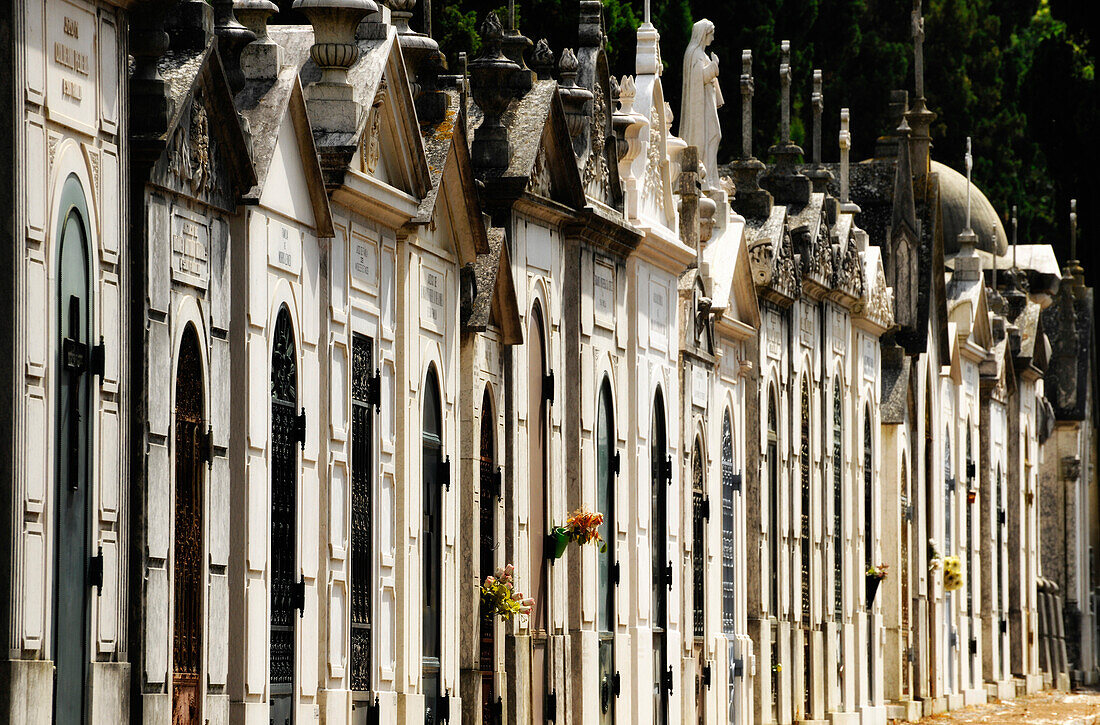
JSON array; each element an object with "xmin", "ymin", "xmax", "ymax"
[
  {"xmin": 415, "ymin": 89, "xmax": 461, "ymax": 222},
  {"xmin": 466, "ymin": 80, "xmax": 557, "ymax": 181},
  {"xmin": 468, "ymin": 227, "xmax": 504, "ymax": 331},
  {"xmin": 160, "ymin": 49, "xmax": 208, "ymax": 114},
  {"xmin": 929, "ymin": 159, "xmax": 1008, "ymax": 256},
  {"xmin": 880, "ymin": 347, "xmax": 911, "ymax": 425},
  {"xmin": 1014, "ymin": 298, "xmax": 1042, "ymax": 361},
  {"xmin": 235, "ymin": 64, "xmax": 301, "ymax": 197}
]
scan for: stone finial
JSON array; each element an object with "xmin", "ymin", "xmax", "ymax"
[
  {"xmin": 130, "ymin": 0, "xmax": 179, "ymax": 138},
  {"xmin": 1011, "ymin": 205, "xmax": 1019, "ymax": 267},
  {"xmin": 912, "ymin": 0, "xmax": 926, "ymax": 101},
  {"xmin": 167, "ymin": 0, "xmax": 214, "ymax": 51},
  {"xmin": 213, "ymin": 0, "xmax": 256, "ymax": 94},
  {"xmin": 728, "ymin": 48, "xmax": 770, "ymax": 218},
  {"xmin": 388, "ymin": 0, "xmax": 440, "ymax": 78},
  {"xmin": 557, "ymin": 48, "xmax": 593, "ymax": 141},
  {"xmin": 237, "ymin": 1, "xmax": 281, "ymax": 81},
  {"xmin": 838, "ymin": 108, "xmax": 860, "ymax": 214},
  {"xmin": 679, "ymin": 145, "xmax": 701, "ymax": 264},
  {"xmin": 760, "ymin": 39, "xmax": 809, "ymax": 205},
  {"xmin": 905, "ymin": 0, "xmax": 936, "ymax": 177},
  {"xmin": 612, "ymin": 75, "xmax": 647, "ymax": 217},
  {"xmin": 532, "ymin": 38, "xmax": 555, "ymax": 80},
  {"xmin": 294, "ymin": 0, "xmax": 378, "ymax": 134},
  {"xmin": 469, "ymin": 12, "xmax": 521, "ymax": 170},
  {"xmin": 956, "ymin": 136, "xmax": 979, "ymax": 255}
]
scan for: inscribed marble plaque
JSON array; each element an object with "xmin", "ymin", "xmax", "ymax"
[
  {"xmin": 268, "ymin": 220, "xmax": 301, "ymax": 274},
  {"xmin": 171, "ymin": 210, "xmax": 209, "ymax": 289},
  {"xmin": 46, "ymin": 1, "xmax": 97, "ymax": 134},
  {"xmin": 649, "ymin": 281, "xmax": 667, "ymax": 351},
  {"xmin": 350, "ymin": 232, "xmax": 377, "ymax": 290},
  {"xmin": 594, "ymin": 259, "xmax": 615, "ymax": 327},
  {"xmin": 420, "ymin": 265, "xmax": 446, "ymax": 333}
]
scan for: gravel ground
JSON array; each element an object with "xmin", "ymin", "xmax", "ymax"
[{"xmin": 915, "ymin": 690, "xmax": 1100, "ymax": 725}]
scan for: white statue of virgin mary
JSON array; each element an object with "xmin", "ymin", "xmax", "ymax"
[{"xmin": 680, "ymin": 19, "xmax": 724, "ymax": 189}]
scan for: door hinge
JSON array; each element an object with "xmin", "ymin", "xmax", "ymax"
[
  {"xmin": 732, "ymin": 472, "xmax": 742, "ymax": 492},
  {"xmin": 663, "ymin": 455, "xmax": 673, "ymax": 485},
  {"xmin": 613, "ymin": 671, "xmax": 621, "ymax": 697},
  {"xmin": 665, "ymin": 560, "xmax": 673, "ymax": 591},
  {"xmin": 611, "ymin": 449, "xmax": 621, "ymax": 476},
  {"xmin": 966, "ymin": 459, "xmax": 976, "ymax": 481},
  {"xmin": 543, "ymin": 370, "xmax": 555, "ymax": 406},
  {"xmin": 546, "ymin": 690, "xmax": 557, "ymax": 722},
  {"xmin": 732, "ymin": 657, "xmax": 744, "ymax": 677},
  {"xmin": 89, "ymin": 546, "xmax": 104, "ymax": 595},
  {"xmin": 947, "ymin": 475, "xmax": 956, "ymax": 493},
  {"xmin": 970, "ymin": 637, "xmax": 978, "ymax": 655},
  {"xmin": 906, "ymin": 647, "xmax": 916, "ymax": 663},
  {"xmin": 702, "ymin": 662, "xmax": 712, "ymax": 689},
  {"xmin": 438, "ymin": 456, "xmax": 451, "ymax": 491},
  {"xmin": 663, "ymin": 665, "xmax": 675, "ymax": 694},
  {"xmin": 611, "ymin": 561, "xmax": 620, "ymax": 586},
  {"xmin": 997, "ymin": 508, "xmax": 1006, "ymax": 526},
  {"xmin": 489, "ymin": 467, "xmax": 503, "ymax": 500},
  {"xmin": 200, "ymin": 425, "xmax": 214, "ymax": 465},
  {"xmin": 904, "ymin": 503, "xmax": 914, "ymax": 522},
  {"xmin": 700, "ymin": 496, "xmax": 711, "ymax": 521},
  {"xmin": 367, "ymin": 368, "xmax": 382, "ymax": 413},
  {"xmin": 489, "ymin": 697, "xmax": 503, "ymax": 725},
  {"xmin": 89, "ymin": 338, "xmax": 105, "ymax": 378},
  {"xmin": 295, "ymin": 408, "xmax": 306, "ymax": 449},
  {"xmin": 1000, "ymin": 618, "xmax": 1007, "ymax": 635},
  {"xmin": 365, "ymin": 696, "xmax": 380, "ymax": 725},
  {"xmin": 293, "ymin": 576, "xmax": 305, "ymax": 617},
  {"xmin": 949, "ymin": 630, "xmax": 957, "ymax": 649}
]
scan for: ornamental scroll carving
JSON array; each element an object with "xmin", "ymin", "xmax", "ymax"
[
  {"xmin": 582, "ymin": 79, "xmax": 612, "ymax": 202},
  {"xmin": 529, "ymin": 145, "xmax": 552, "ymax": 198},
  {"xmin": 643, "ymin": 105, "xmax": 665, "ymax": 214},
  {"xmin": 802, "ymin": 216, "xmax": 834, "ymax": 284},
  {"xmin": 364, "ymin": 76, "xmax": 388, "ymax": 174},
  {"xmin": 749, "ymin": 232, "xmax": 799, "ymax": 300},
  {"xmin": 167, "ymin": 91, "xmax": 227, "ymax": 201},
  {"xmin": 834, "ymin": 238, "xmax": 864, "ymax": 299},
  {"xmin": 857, "ymin": 263, "xmax": 894, "ymax": 329}
]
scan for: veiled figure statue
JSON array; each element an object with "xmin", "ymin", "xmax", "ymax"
[{"xmin": 680, "ymin": 19, "xmax": 724, "ymax": 189}]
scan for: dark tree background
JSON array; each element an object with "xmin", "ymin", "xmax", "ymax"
[{"xmin": 273, "ymin": 0, "xmax": 1098, "ymax": 286}]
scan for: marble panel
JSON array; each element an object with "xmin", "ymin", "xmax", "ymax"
[
  {"xmin": 208, "ymin": 572, "xmax": 228, "ymax": 686},
  {"xmin": 147, "ymin": 442, "xmax": 170, "ymax": 561},
  {"xmin": 145, "ymin": 566, "xmax": 169, "ymax": 684}
]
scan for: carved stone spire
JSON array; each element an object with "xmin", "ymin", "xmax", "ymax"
[
  {"xmin": 1066, "ymin": 198, "xmax": 1086, "ymax": 295},
  {"xmin": 469, "ymin": 12, "xmax": 521, "ymax": 170},
  {"xmin": 806, "ymin": 69, "xmax": 833, "ymax": 194},
  {"xmin": 1003, "ymin": 205, "xmax": 1027, "ymax": 317},
  {"xmin": 213, "ymin": 0, "xmax": 256, "ymax": 94},
  {"xmin": 557, "ymin": 48, "xmax": 593, "ymax": 145},
  {"xmin": 954, "ymin": 138, "xmax": 982, "ymax": 280},
  {"xmin": 838, "ymin": 108, "xmax": 860, "ymax": 214},
  {"xmin": 532, "ymin": 38, "xmax": 555, "ymax": 80},
  {"xmin": 294, "ymin": 0, "xmax": 378, "ymax": 134},
  {"xmin": 729, "ymin": 49, "xmax": 771, "ymax": 219},
  {"xmin": 238, "ymin": 1, "xmax": 282, "ymax": 81},
  {"xmin": 500, "ymin": 0, "xmax": 534, "ymax": 93},
  {"xmin": 386, "ymin": 0, "xmax": 440, "ymax": 78},
  {"xmin": 760, "ymin": 40, "xmax": 810, "ymax": 206}
]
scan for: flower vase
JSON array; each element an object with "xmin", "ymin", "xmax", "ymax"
[
  {"xmin": 865, "ymin": 574, "xmax": 882, "ymax": 609},
  {"xmin": 548, "ymin": 527, "xmax": 570, "ymax": 560}
]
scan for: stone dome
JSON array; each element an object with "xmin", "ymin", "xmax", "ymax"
[{"xmin": 932, "ymin": 159, "xmax": 1009, "ymax": 256}]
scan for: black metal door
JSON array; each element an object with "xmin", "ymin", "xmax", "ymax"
[
  {"xmin": 55, "ymin": 191, "xmax": 91, "ymax": 725},
  {"xmin": 479, "ymin": 391, "xmax": 496, "ymax": 720},
  {"xmin": 173, "ymin": 327, "xmax": 204, "ymax": 724},
  {"xmin": 351, "ymin": 335, "xmax": 374, "ymax": 692},
  {"xmin": 270, "ymin": 308, "xmax": 298, "ymax": 725},
  {"xmin": 422, "ymin": 371, "xmax": 443, "ymax": 724},
  {"xmin": 597, "ymin": 382, "xmax": 615, "ymax": 725},
  {"xmin": 651, "ymin": 395, "xmax": 669, "ymax": 725},
  {"xmin": 692, "ymin": 439, "xmax": 705, "ymax": 723}
]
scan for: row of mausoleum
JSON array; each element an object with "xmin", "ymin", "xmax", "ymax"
[{"xmin": 1, "ymin": 1, "xmax": 1096, "ymax": 725}]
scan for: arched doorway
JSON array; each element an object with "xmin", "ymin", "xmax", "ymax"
[
  {"xmin": 800, "ymin": 377, "xmax": 811, "ymax": 716},
  {"xmin": 767, "ymin": 387, "xmax": 780, "ymax": 721},
  {"xmin": 692, "ymin": 436, "xmax": 706, "ymax": 721},
  {"xmin": 832, "ymin": 379, "xmax": 844, "ymax": 693},
  {"xmin": 479, "ymin": 388, "xmax": 497, "ymax": 719},
  {"xmin": 597, "ymin": 379, "xmax": 616, "ymax": 725},
  {"xmin": 270, "ymin": 307, "xmax": 299, "ymax": 725},
  {"xmin": 422, "ymin": 368, "xmax": 443, "ymax": 723},
  {"xmin": 651, "ymin": 389, "xmax": 669, "ymax": 725},
  {"xmin": 864, "ymin": 407, "xmax": 874, "ymax": 704},
  {"xmin": 721, "ymin": 409, "xmax": 738, "ymax": 723},
  {"xmin": 54, "ymin": 174, "xmax": 92, "ymax": 725},
  {"xmin": 173, "ymin": 326, "xmax": 205, "ymax": 724},
  {"xmin": 350, "ymin": 334, "xmax": 375, "ymax": 693},
  {"xmin": 529, "ymin": 303, "xmax": 549, "ymax": 723},
  {"xmin": 944, "ymin": 427, "xmax": 955, "ymax": 693}
]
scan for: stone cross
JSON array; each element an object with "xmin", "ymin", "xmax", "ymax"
[
  {"xmin": 1012, "ymin": 205, "xmax": 1018, "ymax": 270},
  {"xmin": 507, "ymin": 0, "xmax": 514, "ymax": 31},
  {"xmin": 839, "ymin": 108, "xmax": 851, "ymax": 203},
  {"xmin": 644, "ymin": 0, "xmax": 650, "ymax": 24},
  {"xmin": 1070, "ymin": 199, "xmax": 1077, "ymax": 261},
  {"xmin": 740, "ymin": 50, "xmax": 754, "ymax": 159},
  {"xmin": 812, "ymin": 69, "xmax": 823, "ymax": 166},
  {"xmin": 912, "ymin": 0, "xmax": 925, "ymax": 99},
  {"xmin": 992, "ymin": 222, "xmax": 999, "ymax": 288},
  {"xmin": 779, "ymin": 40, "xmax": 791, "ymax": 145},
  {"xmin": 964, "ymin": 137, "xmax": 973, "ymax": 234}
]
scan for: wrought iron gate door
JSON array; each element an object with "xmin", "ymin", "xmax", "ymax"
[
  {"xmin": 350, "ymin": 335, "xmax": 374, "ymax": 692},
  {"xmin": 479, "ymin": 395, "xmax": 496, "ymax": 721},
  {"xmin": 173, "ymin": 328, "xmax": 204, "ymax": 724},
  {"xmin": 270, "ymin": 309, "xmax": 298, "ymax": 725},
  {"xmin": 55, "ymin": 190, "xmax": 91, "ymax": 725}
]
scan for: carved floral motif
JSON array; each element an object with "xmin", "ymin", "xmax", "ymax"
[
  {"xmin": 529, "ymin": 145, "xmax": 552, "ymax": 198},
  {"xmin": 364, "ymin": 77, "xmax": 388, "ymax": 174},
  {"xmin": 643, "ymin": 105, "xmax": 664, "ymax": 214},
  {"xmin": 582, "ymin": 79, "xmax": 611, "ymax": 202}
]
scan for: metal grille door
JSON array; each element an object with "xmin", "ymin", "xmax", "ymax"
[{"xmin": 350, "ymin": 335, "xmax": 373, "ymax": 692}]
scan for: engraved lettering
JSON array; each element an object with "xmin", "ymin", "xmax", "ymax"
[
  {"xmin": 64, "ymin": 17, "xmax": 79, "ymax": 38},
  {"xmin": 54, "ymin": 42, "xmax": 89, "ymax": 76}
]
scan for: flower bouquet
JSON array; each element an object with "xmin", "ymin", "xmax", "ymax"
[
  {"xmin": 942, "ymin": 555, "xmax": 963, "ymax": 591},
  {"xmin": 865, "ymin": 563, "xmax": 888, "ymax": 607},
  {"xmin": 480, "ymin": 564, "xmax": 534, "ymax": 621},
  {"xmin": 563, "ymin": 507, "xmax": 607, "ymax": 552},
  {"xmin": 928, "ymin": 539, "xmax": 942, "ymax": 571}
]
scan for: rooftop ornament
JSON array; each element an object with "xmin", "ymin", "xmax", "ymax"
[
  {"xmin": 807, "ymin": 69, "xmax": 833, "ymax": 193},
  {"xmin": 838, "ymin": 108, "xmax": 860, "ymax": 214},
  {"xmin": 760, "ymin": 40, "xmax": 810, "ymax": 205},
  {"xmin": 557, "ymin": 48, "xmax": 593, "ymax": 143},
  {"xmin": 728, "ymin": 49, "xmax": 771, "ymax": 218},
  {"xmin": 469, "ymin": 11, "xmax": 521, "ymax": 170},
  {"xmin": 680, "ymin": 19, "xmax": 723, "ymax": 190},
  {"xmin": 213, "ymin": 0, "xmax": 256, "ymax": 94},
  {"xmin": 237, "ymin": 0, "xmax": 281, "ymax": 81},
  {"xmin": 955, "ymin": 137, "xmax": 981, "ymax": 280}
]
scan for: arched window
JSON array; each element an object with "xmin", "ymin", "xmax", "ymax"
[
  {"xmin": 651, "ymin": 390, "xmax": 670, "ymax": 725},
  {"xmin": 721, "ymin": 410, "xmax": 737, "ymax": 634},
  {"xmin": 350, "ymin": 333, "xmax": 376, "ymax": 691},
  {"xmin": 422, "ymin": 367, "xmax": 444, "ymax": 715},
  {"xmin": 270, "ymin": 306, "xmax": 299, "ymax": 722},
  {"xmin": 479, "ymin": 388, "xmax": 496, "ymax": 715},
  {"xmin": 832, "ymin": 378, "xmax": 843, "ymax": 621},
  {"xmin": 54, "ymin": 175, "xmax": 93, "ymax": 723},
  {"xmin": 174, "ymin": 326, "xmax": 205, "ymax": 719},
  {"xmin": 597, "ymin": 379, "xmax": 616, "ymax": 720}
]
